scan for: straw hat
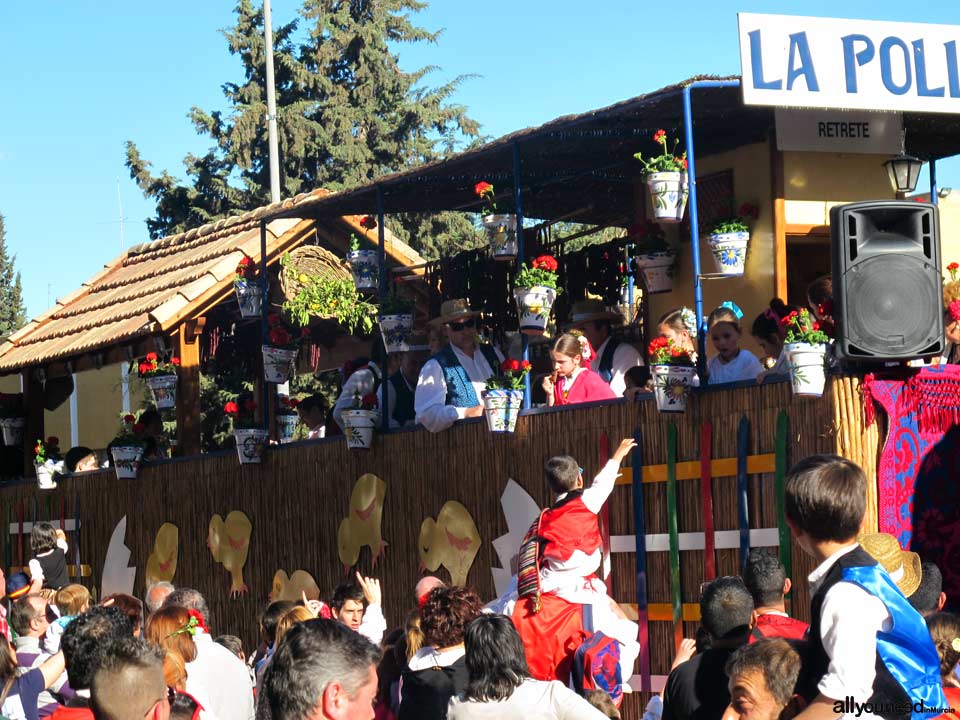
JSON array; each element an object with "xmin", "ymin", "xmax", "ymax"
[
  {"xmin": 567, "ymin": 298, "xmax": 622, "ymax": 328},
  {"xmin": 429, "ymin": 299, "xmax": 481, "ymax": 328},
  {"xmin": 858, "ymin": 532, "xmax": 922, "ymax": 597}
]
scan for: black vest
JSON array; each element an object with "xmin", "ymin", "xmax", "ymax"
[
  {"xmin": 388, "ymin": 371, "xmax": 416, "ymax": 426},
  {"xmin": 804, "ymin": 547, "xmax": 910, "ymax": 720},
  {"xmin": 37, "ymin": 550, "xmax": 69, "ymax": 591},
  {"xmin": 597, "ymin": 338, "xmax": 622, "ymax": 383}
]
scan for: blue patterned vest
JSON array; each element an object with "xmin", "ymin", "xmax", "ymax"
[
  {"xmin": 388, "ymin": 371, "xmax": 416, "ymax": 426},
  {"xmin": 434, "ymin": 344, "xmax": 500, "ymax": 407}
]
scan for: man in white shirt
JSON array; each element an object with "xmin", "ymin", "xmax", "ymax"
[
  {"xmin": 568, "ymin": 299, "xmax": 642, "ymax": 397},
  {"xmin": 331, "ymin": 574, "xmax": 386, "ymax": 645},
  {"xmin": 163, "ymin": 588, "xmax": 255, "ymax": 720},
  {"xmin": 415, "ymin": 298, "xmax": 504, "ymax": 433},
  {"xmin": 297, "ymin": 394, "xmax": 328, "ymax": 439}
]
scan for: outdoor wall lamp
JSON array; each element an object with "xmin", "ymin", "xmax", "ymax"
[{"xmin": 883, "ymin": 154, "xmax": 925, "ymax": 194}]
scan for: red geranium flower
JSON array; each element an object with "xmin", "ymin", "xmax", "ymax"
[
  {"xmin": 950, "ymin": 301, "xmax": 960, "ymax": 323},
  {"xmin": 269, "ymin": 327, "xmax": 291, "ymax": 346},
  {"xmin": 223, "ymin": 401, "xmax": 239, "ymax": 414},
  {"xmin": 948, "ymin": 262, "xmax": 959, "ymax": 272},
  {"xmin": 474, "ymin": 181, "xmax": 493, "ymax": 197},
  {"xmin": 170, "ymin": 357, "xmax": 180, "ymax": 366},
  {"xmin": 145, "ymin": 352, "xmax": 158, "ymax": 362},
  {"xmin": 238, "ymin": 257, "xmax": 251, "ymax": 267},
  {"xmin": 123, "ymin": 414, "xmax": 136, "ymax": 423},
  {"xmin": 132, "ymin": 423, "xmax": 145, "ymax": 435},
  {"xmin": 532, "ymin": 255, "xmax": 558, "ymax": 272},
  {"xmin": 138, "ymin": 363, "xmax": 149, "ymax": 375},
  {"xmin": 653, "ymin": 129, "xmax": 666, "ymax": 144},
  {"xmin": 361, "ymin": 393, "xmax": 379, "ymax": 410},
  {"xmin": 288, "ymin": 398, "xmax": 299, "ymax": 408},
  {"xmin": 521, "ymin": 360, "xmax": 532, "ymax": 371},
  {"xmin": 360, "ymin": 215, "xmax": 377, "ymax": 230}
]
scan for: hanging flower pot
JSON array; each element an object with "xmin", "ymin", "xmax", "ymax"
[
  {"xmin": 651, "ymin": 365, "xmax": 696, "ymax": 413},
  {"xmin": 110, "ymin": 446, "xmax": 145, "ymax": 480},
  {"xmin": 513, "ymin": 286, "xmax": 557, "ymax": 336},
  {"xmin": 34, "ymin": 462, "xmax": 57, "ymax": 490},
  {"xmin": 262, "ymin": 346, "xmax": 298, "ymax": 384},
  {"xmin": 343, "ymin": 409, "xmax": 379, "ymax": 450},
  {"xmin": 277, "ymin": 414, "xmax": 299, "ymax": 443},
  {"xmin": 784, "ymin": 343, "xmax": 827, "ymax": 397},
  {"xmin": 481, "ymin": 389, "xmax": 524, "ymax": 433},
  {"xmin": 0, "ymin": 418, "xmax": 25, "ymax": 447},
  {"xmin": 708, "ymin": 232, "xmax": 750, "ymax": 275},
  {"xmin": 378, "ymin": 314, "xmax": 415, "ymax": 353},
  {"xmin": 234, "ymin": 429, "xmax": 269, "ymax": 464},
  {"xmin": 145, "ymin": 375, "xmax": 178, "ymax": 410},
  {"xmin": 646, "ymin": 172, "xmax": 687, "ymax": 223},
  {"xmin": 635, "ymin": 250, "xmax": 677, "ymax": 294},
  {"xmin": 234, "ymin": 280, "xmax": 263, "ymax": 318},
  {"xmin": 346, "ymin": 250, "xmax": 380, "ymax": 290},
  {"xmin": 482, "ymin": 215, "xmax": 518, "ymax": 260}
]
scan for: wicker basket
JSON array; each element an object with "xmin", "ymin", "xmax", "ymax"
[{"xmin": 279, "ymin": 245, "xmax": 353, "ymax": 303}]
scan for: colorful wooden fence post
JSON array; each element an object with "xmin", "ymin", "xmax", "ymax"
[
  {"xmin": 666, "ymin": 423, "xmax": 683, "ymax": 650},
  {"xmin": 737, "ymin": 416, "xmax": 750, "ymax": 571},
  {"xmin": 631, "ymin": 428, "xmax": 651, "ymax": 692},
  {"xmin": 700, "ymin": 421, "xmax": 716, "ymax": 581}
]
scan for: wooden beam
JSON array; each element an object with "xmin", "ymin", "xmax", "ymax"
[
  {"xmin": 175, "ymin": 320, "xmax": 202, "ymax": 457},
  {"xmin": 785, "ymin": 223, "xmax": 830, "ymax": 237},
  {"xmin": 22, "ymin": 370, "xmax": 43, "ymax": 478},
  {"xmin": 770, "ymin": 134, "xmax": 788, "ymax": 300},
  {"xmin": 615, "ymin": 454, "xmax": 777, "ymax": 485}
]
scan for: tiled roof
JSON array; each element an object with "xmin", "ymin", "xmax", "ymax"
[{"xmin": 0, "ymin": 195, "xmax": 424, "ymax": 374}]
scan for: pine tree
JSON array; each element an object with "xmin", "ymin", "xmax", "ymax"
[
  {"xmin": 126, "ymin": 0, "xmax": 482, "ymax": 257},
  {"xmin": 0, "ymin": 214, "xmax": 27, "ymax": 337}
]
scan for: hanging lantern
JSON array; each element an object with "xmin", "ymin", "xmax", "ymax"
[{"xmin": 883, "ymin": 154, "xmax": 925, "ymax": 194}]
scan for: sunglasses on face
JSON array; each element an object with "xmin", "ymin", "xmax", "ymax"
[{"xmin": 447, "ymin": 319, "xmax": 476, "ymax": 331}]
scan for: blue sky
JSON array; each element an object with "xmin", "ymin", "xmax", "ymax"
[{"xmin": 2, "ymin": 1, "xmax": 959, "ymax": 319}]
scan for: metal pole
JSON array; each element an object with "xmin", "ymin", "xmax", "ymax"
[
  {"xmin": 377, "ymin": 186, "xmax": 388, "ymax": 431},
  {"xmin": 930, "ymin": 160, "xmax": 938, "ymax": 207},
  {"xmin": 513, "ymin": 142, "xmax": 531, "ymax": 409},
  {"xmin": 259, "ymin": 221, "xmax": 270, "ymax": 430},
  {"xmin": 682, "ymin": 79, "xmax": 741, "ymax": 378},
  {"xmin": 263, "ymin": 0, "xmax": 281, "ymax": 204}
]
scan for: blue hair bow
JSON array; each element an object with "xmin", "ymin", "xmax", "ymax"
[{"xmin": 720, "ymin": 301, "xmax": 743, "ymax": 319}]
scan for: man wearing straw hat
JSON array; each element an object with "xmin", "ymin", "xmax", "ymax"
[
  {"xmin": 568, "ymin": 299, "xmax": 642, "ymax": 398},
  {"xmin": 415, "ymin": 299, "xmax": 503, "ymax": 433}
]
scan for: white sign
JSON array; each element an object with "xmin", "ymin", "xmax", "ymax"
[
  {"xmin": 775, "ymin": 109, "xmax": 903, "ymax": 153},
  {"xmin": 739, "ymin": 13, "xmax": 960, "ymax": 113}
]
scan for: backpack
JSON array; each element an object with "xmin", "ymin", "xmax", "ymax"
[{"xmin": 571, "ymin": 605, "xmax": 622, "ymax": 706}]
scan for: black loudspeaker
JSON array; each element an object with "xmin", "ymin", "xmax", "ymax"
[{"xmin": 831, "ymin": 201, "xmax": 943, "ymax": 361}]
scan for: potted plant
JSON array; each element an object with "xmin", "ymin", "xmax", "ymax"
[
  {"xmin": 110, "ymin": 415, "xmax": 147, "ymax": 480},
  {"xmin": 378, "ymin": 289, "xmax": 415, "ymax": 353},
  {"xmin": 632, "ymin": 222, "xmax": 677, "ymax": 294},
  {"xmin": 225, "ymin": 398, "xmax": 269, "ymax": 464},
  {"xmin": 346, "ymin": 219, "xmax": 380, "ymax": 290},
  {"xmin": 633, "ymin": 129, "xmax": 689, "ymax": 223},
  {"xmin": 0, "ymin": 394, "xmax": 25, "ymax": 447},
  {"xmin": 262, "ymin": 313, "xmax": 300, "ymax": 384},
  {"xmin": 481, "ymin": 359, "xmax": 531, "ymax": 433},
  {"xmin": 648, "ymin": 338, "xmax": 697, "ymax": 413},
  {"xmin": 514, "ymin": 255, "xmax": 561, "ymax": 335},
  {"xmin": 33, "ymin": 436, "xmax": 63, "ymax": 490},
  {"xmin": 706, "ymin": 203, "xmax": 760, "ymax": 276},
  {"xmin": 138, "ymin": 353, "xmax": 181, "ymax": 409},
  {"xmin": 475, "ymin": 182, "xmax": 517, "ymax": 260},
  {"xmin": 233, "ymin": 256, "xmax": 263, "ymax": 318},
  {"xmin": 342, "ymin": 393, "xmax": 380, "ymax": 450},
  {"xmin": 281, "ymin": 254, "xmax": 378, "ymax": 336},
  {"xmin": 781, "ymin": 309, "xmax": 831, "ymax": 398},
  {"xmin": 277, "ymin": 395, "xmax": 300, "ymax": 443}
]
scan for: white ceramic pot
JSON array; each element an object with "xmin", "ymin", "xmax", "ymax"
[
  {"xmin": 343, "ymin": 409, "xmax": 379, "ymax": 449},
  {"xmin": 262, "ymin": 346, "xmax": 298, "ymax": 384},
  {"xmin": 277, "ymin": 414, "xmax": 299, "ymax": 443},
  {"xmin": 783, "ymin": 343, "xmax": 827, "ymax": 397},
  {"xmin": 234, "ymin": 280, "xmax": 263, "ymax": 318},
  {"xmin": 35, "ymin": 463, "xmax": 57, "ymax": 490},
  {"xmin": 346, "ymin": 250, "xmax": 380, "ymax": 290},
  {"xmin": 481, "ymin": 389, "xmax": 524, "ymax": 433},
  {"xmin": 110, "ymin": 446, "xmax": 144, "ymax": 480},
  {"xmin": 646, "ymin": 171, "xmax": 688, "ymax": 223},
  {"xmin": 145, "ymin": 375, "xmax": 178, "ymax": 410},
  {"xmin": 0, "ymin": 418, "xmax": 25, "ymax": 447},
  {"xmin": 482, "ymin": 214, "xmax": 518, "ymax": 260},
  {"xmin": 379, "ymin": 314, "xmax": 415, "ymax": 353},
  {"xmin": 635, "ymin": 251, "xmax": 676, "ymax": 294},
  {"xmin": 651, "ymin": 365, "xmax": 697, "ymax": 413},
  {"xmin": 707, "ymin": 231, "xmax": 750, "ymax": 275},
  {"xmin": 234, "ymin": 428, "xmax": 269, "ymax": 464},
  {"xmin": 513, "ymin": 286, "xmax": 557, "ymax": 336}
]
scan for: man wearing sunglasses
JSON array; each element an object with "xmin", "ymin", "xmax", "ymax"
[{"xmin": 415, "ymin": 299, "xmax": 503, "ymax": 433}]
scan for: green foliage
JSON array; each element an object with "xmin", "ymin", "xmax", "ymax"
[
  {"xmin": 379, "ymin": 288, "xmax": 414, "ymax": 316},
  {"xmin": 707, "ymin": 203, "xmax": 760, "ymax": 236},
  {"xmin": 200, "ymin": 333, "xmax": 256, "ymax": 451},
  {"xmin": 281, "ymin": 255, "xmax": 377, "ymax": 334},
  {"xmin": 126, "ymin": 0, "xmax": 482, "ymax": 254},
  {"xmin": 783, "ymin": 308, "xmax": 830, "ymax": 345},
  {"xmin": 0, "ymin": 214, "xmax": 27, "ymax": 337},
  {"xmin": 548, "ymin": 222, "xmax": 622, "ymax": 254},
  {"xmin": 515, "ymin": 256, "xmax": 560, "ymax": 290},
  {"xmin": 633, "ymin": 129, "xmax": 687, "ymax": 176}
]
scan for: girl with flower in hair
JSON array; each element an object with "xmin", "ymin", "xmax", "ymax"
[
  {"xmin": 941, "ymin": 262, "xmax": 960, "ymax": 365},
  {"xmin": 657, "ymin": 307, "xmax": 698, "ymax": 358},
  {"xmin": 542, "ymin": 332, "xmax": 616, "ymax": 406}
]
